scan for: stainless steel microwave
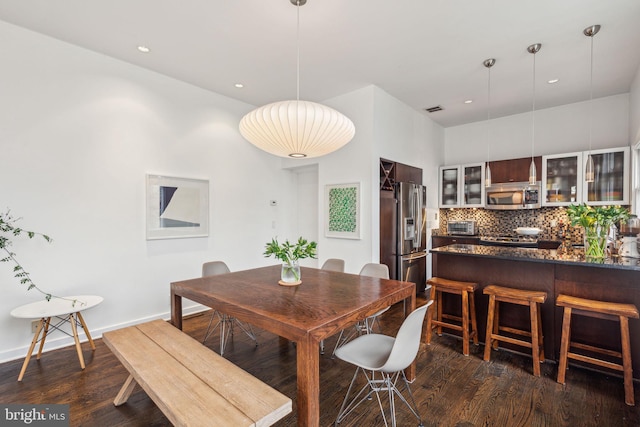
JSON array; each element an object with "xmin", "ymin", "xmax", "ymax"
[{"xmin": 486, "ymin": 181, "xmax": 541, "ymax": 210}]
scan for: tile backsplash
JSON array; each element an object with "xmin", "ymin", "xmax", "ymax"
[{"xmin": 438, "ymin": 207, "xmax": 581, "ymax": 241}]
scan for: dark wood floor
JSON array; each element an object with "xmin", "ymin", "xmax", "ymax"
[{"xmin": 2, "ymin": 298, "xmax": 639, "ymax": 427}]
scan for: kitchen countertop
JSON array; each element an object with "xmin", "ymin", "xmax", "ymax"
[{"xmin": 430, "ymin": 243, "xmax": 640, "ymax": 271}]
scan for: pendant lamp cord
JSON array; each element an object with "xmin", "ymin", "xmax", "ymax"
[
  {"xmin": 532, "ymin": 51, "xmax": 536, "ymax": 161},
  {"xmin": 296, "ymin": 0, "xmax": 300, "ymax": 102},
  {"xmin": 487, "ymin": 65, "xmax": 491, "ymax": 161},
  {"xmin": 588, "ymin": 31, "xmax": 593, "ymax": 154}
]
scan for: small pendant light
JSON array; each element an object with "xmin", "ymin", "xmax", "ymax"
[
  {"xmin": 484, "ymin": 58, "xmax": 495, "ymax": 187},
  {"xmin": 527, "ymin": 43, "xmax": 541, "ymax": 185},
  {"xmin": 584, "ymin": 25, "xmax": 600, "ymax": 183}
]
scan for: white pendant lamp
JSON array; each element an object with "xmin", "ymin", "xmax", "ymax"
[
  {"xmin": 527, "ymin": 43, "xmax": 541, "ymax": 185},
  {"xmin": 484, "ymin": 58, "xmax": 495, "ymax": 187},
  {"xmin": 584, "ymin": 25, "xmax": 600, "ymax": 183},
  {"xmin": 239, "ymin": 0, "xmax": 355, "ymax": 159}
]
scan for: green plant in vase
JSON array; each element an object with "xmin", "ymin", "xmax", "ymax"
[
  {"xmin": 565, "ymin": 203, "xmax": 629, "ymax": 260},
  {"xmin": 264, "ymin": 237, "xmax": 317, "ymax": 284}
]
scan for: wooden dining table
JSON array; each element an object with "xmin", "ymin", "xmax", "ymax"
[{"xmin": 170, "ymin": 264, "xmax": 416, "ymax": 427}]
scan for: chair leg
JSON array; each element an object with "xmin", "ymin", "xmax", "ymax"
[
  {"xmin": 557, "ymin": 307, "xmax": 572, "ymax": 384},
  {"xmin": 529, "ymin": 302, "xmax": 541, "ymax": 377},
  {"xmin": 425, "ymin": 286, "xmax": 436, "ymax": 345},
  {"xmin": 620, "ymin": 316, "xmax": 635, "ymax": 406},
  {"xmin": 461, "ymin": 290, "xmax": 470, "ymax": 356},
  {"xmin": 484, "ymin": 295, "xmax": 496, "ymax": 361},
  {"xmin": 469, "ymin": 292, "xmax": 479, "ymax": 345}
]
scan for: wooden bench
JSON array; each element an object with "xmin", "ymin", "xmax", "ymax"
[{"xmin": 102, "ymin": 319, "xmax": 292, "ymax": 426}]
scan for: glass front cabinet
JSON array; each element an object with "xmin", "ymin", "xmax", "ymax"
[
  {"xmin": 582, "ymin": 146, "xmax": 630, "ymax": 205},
  {"xmin": 439, "ymin": 163, "xmax": 485, "ymax": 208},
  {"xmin": 542, "ymin": 152, "xmax": 582, "ymax": 206},
  {"xmin": 439, "ymin": 166, "xmax": 460, "ymax": 207}
]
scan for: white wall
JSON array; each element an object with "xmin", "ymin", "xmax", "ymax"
[
  {"xmin": 630, "ymin": 65, "xmax": 640, "ymax": 145},
  {"xmin": 0, "ymin": 22, "xmax": 298, "ymax": 361},
  {"xmin": 444, "ymin": 94, "xmax": 630, "ymax": 165},
  {"xmin": 281, "ymin": 86, "xmax": 444, "ymax": 275}
]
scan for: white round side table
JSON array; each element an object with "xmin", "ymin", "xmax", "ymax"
[{"xmin": 10, "ymin": 295, "xmax": 103, "ymax": 381}]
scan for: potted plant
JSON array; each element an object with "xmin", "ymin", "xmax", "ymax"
[
  {"xmin": 565, "ymin": 203, "xmax": 629, "ymax": 260},
  {"xmin": 0, "ymin": 209, "xmax": 54, "ymax": 300},
  {"xmin": 264, "ymin": 237, "xmax": 317, "ymax": 285}
]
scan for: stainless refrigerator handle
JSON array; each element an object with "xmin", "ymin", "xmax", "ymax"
[{"xmin": 401, "ymin": 251, "xmax": 427, "ymax": 261}]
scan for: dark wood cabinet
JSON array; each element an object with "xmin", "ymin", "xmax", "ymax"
[
  {"xmin": 488, "ymin": 156, "xmax": 542, "ymax": 183},
  {"xmin": 432, "ymin": 236, "xmax": 480, "ymax": 248}
]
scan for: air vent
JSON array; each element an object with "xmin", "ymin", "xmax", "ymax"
[{"xmin": 424, "ymin": 105, "xmax": 444, "ymax": 113}]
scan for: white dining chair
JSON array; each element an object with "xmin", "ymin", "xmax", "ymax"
[
  {"xmin": 319, "ymin": 258, "xmax": 345, "ymax": 354},
  {"xmin": 332, "ymin": 263, "xmax": 391, "ymax": 356},
  {"xmin": 321, "ymin": 258, "xmax": 345, "ymax": 272},
  {"xmin": 201, "ymin": 261, "xmax": 257, "ymax": 356},
  {"xmin": 334, "ymin": 300, "xmax": 432, "ymax": 427}
]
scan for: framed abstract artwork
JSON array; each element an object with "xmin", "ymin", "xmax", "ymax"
[
  {"xmin": 324, "ymin": 182, "xmax": 361, "ymax": 239},
  {"xmin": 146, "ymin": 174, "xmax": 209, "ymax": 240}
]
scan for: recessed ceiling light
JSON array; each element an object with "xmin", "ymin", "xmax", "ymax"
[
  {"xmin": 547, "ymin": 79, "xmax": 559, "ymax": 84},
  {"xmin": 137, "ymin": 45, "xmax": 150, "ymax": 53},
  {"xmin": 464, "ymin": 100, "xmax": 473, "ymax": 104},
  {"xmin": 234, "ymin": 83, "xmax": 244, "ymax": 88}
]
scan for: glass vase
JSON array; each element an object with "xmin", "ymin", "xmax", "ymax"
[
  {"xmin": 281, "ymin": 260, "xmax": 301, "ymax": 285},
  {"xmin": 583, "ymin": 224, "xmax": 608, "ymax": 260}
]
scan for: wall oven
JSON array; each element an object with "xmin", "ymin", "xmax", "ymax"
[{"xmin": 485, "ymin": 181, "xmax": 541, "ymax": 210}]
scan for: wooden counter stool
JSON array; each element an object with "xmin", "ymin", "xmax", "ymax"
[
  {"xmin": 425, "ymin": 277, "xmax": 478, "ymax": 356},
  {"xmin": 483, "ymin": 285, "xmax": 547, "ymax": 376},
  {"xmin": 556, "ymin": 294, "xmax": 639, "ymax": 406}
]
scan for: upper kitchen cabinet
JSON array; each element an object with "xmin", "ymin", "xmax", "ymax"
[
  {"xmin": 438, "ymin": 163, "xmax": 484, "ymax": 208},
  {"xmin": 582, "ymin": 146, "xmax": 630, "ymax": 205},
  {"xmin": 380, "ymin": 158, "xmax": 422, "ymax": 191},
  {"xmin": 488, "ymin": 156, "xmax": 542, "ymax": 183},
  {"xmin": 439, "ymin": 166, "xmax": 460, "ymax": 207},
  {"xmin": 542, "ymin": 152, "xmax": 582, "ymax": 206}
]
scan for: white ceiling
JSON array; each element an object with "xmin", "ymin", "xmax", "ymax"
[{"xmin": 1, "ymin": 0, "xmax": 639, "ymax": 128}]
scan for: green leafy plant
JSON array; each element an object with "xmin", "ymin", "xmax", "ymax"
[
  {"xmin": 264, "ymin": 237, "xmax": 317, "ymax": 282},
  {"xmin": 565, "ymin": 203, "xmax": 629, "ymax": 259},
  {"xmin": 0, "ymin": 209, "xmax": 54, "ymax": 300}
]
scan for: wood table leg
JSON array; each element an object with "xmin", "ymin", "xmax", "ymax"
[
  {"xmin": 405, "ymin": 293, "xmax": 417, "ymax": 381},
  {"xmin": 171, "ymin": 290, "xmax": 183, "ymax": 329},
  {"xmin": 113, "ymin": 374, "xmax": 138, "ymax": 406},
  {"xmin": 37, "ymin": 317, "xmax": 51, "ymax": 359},
  {"xmin": 77, "ymin": 312, "xmax": 96, "ymax": 350},
  {"xmin": 296, "ymin": 334, "xmax": 320, "ymax": 427},
  {"xmin": 69, "ymin": 313, "xmax": 86, "ymax": 369},
  {"xmin": 17, "ymin": 319, "xmax": 45, "ymax": 381}
]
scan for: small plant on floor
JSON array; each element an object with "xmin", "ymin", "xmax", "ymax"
[
  {"xmin": 0, "ymin": 209, "xmax": 54, "ymax": 300},
  {"xmin": 264, "ymin": 237, "xmax": 317, "ymax": 282}
]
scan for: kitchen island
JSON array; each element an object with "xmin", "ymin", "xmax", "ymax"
[{"xmin": 430, "ymin": 244, "xmax": 640, "ymax": 378}]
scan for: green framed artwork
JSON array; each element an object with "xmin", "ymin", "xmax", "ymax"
[{"xmin": 324, "ymin": 182, "xmax": 361, "ymax": 239}]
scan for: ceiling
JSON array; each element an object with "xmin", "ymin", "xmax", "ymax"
[{"xmin": 1, "ymin": 0, "xmax": 639, "ymax": 128}]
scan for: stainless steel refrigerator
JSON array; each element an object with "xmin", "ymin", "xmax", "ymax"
[{"xmin": 395, "ymin": 182, "xmax": 427, "ymax": 293}]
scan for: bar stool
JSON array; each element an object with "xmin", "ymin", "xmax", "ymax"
[
  {"xmin": 483, "ymin": 285, "xmax": 547, "ymax": 376},
  {"xmin": 556, "ymin": 294, "xmax": 639, "ymax": 406},
  {"xmin": 425, "ymin": 277, "xmax": 478, "ymax": 356}
]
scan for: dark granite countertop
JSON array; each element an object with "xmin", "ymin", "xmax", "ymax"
[{"xmin": 430, "ymin": 244, "xmax": 640, "ymax": 271}]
